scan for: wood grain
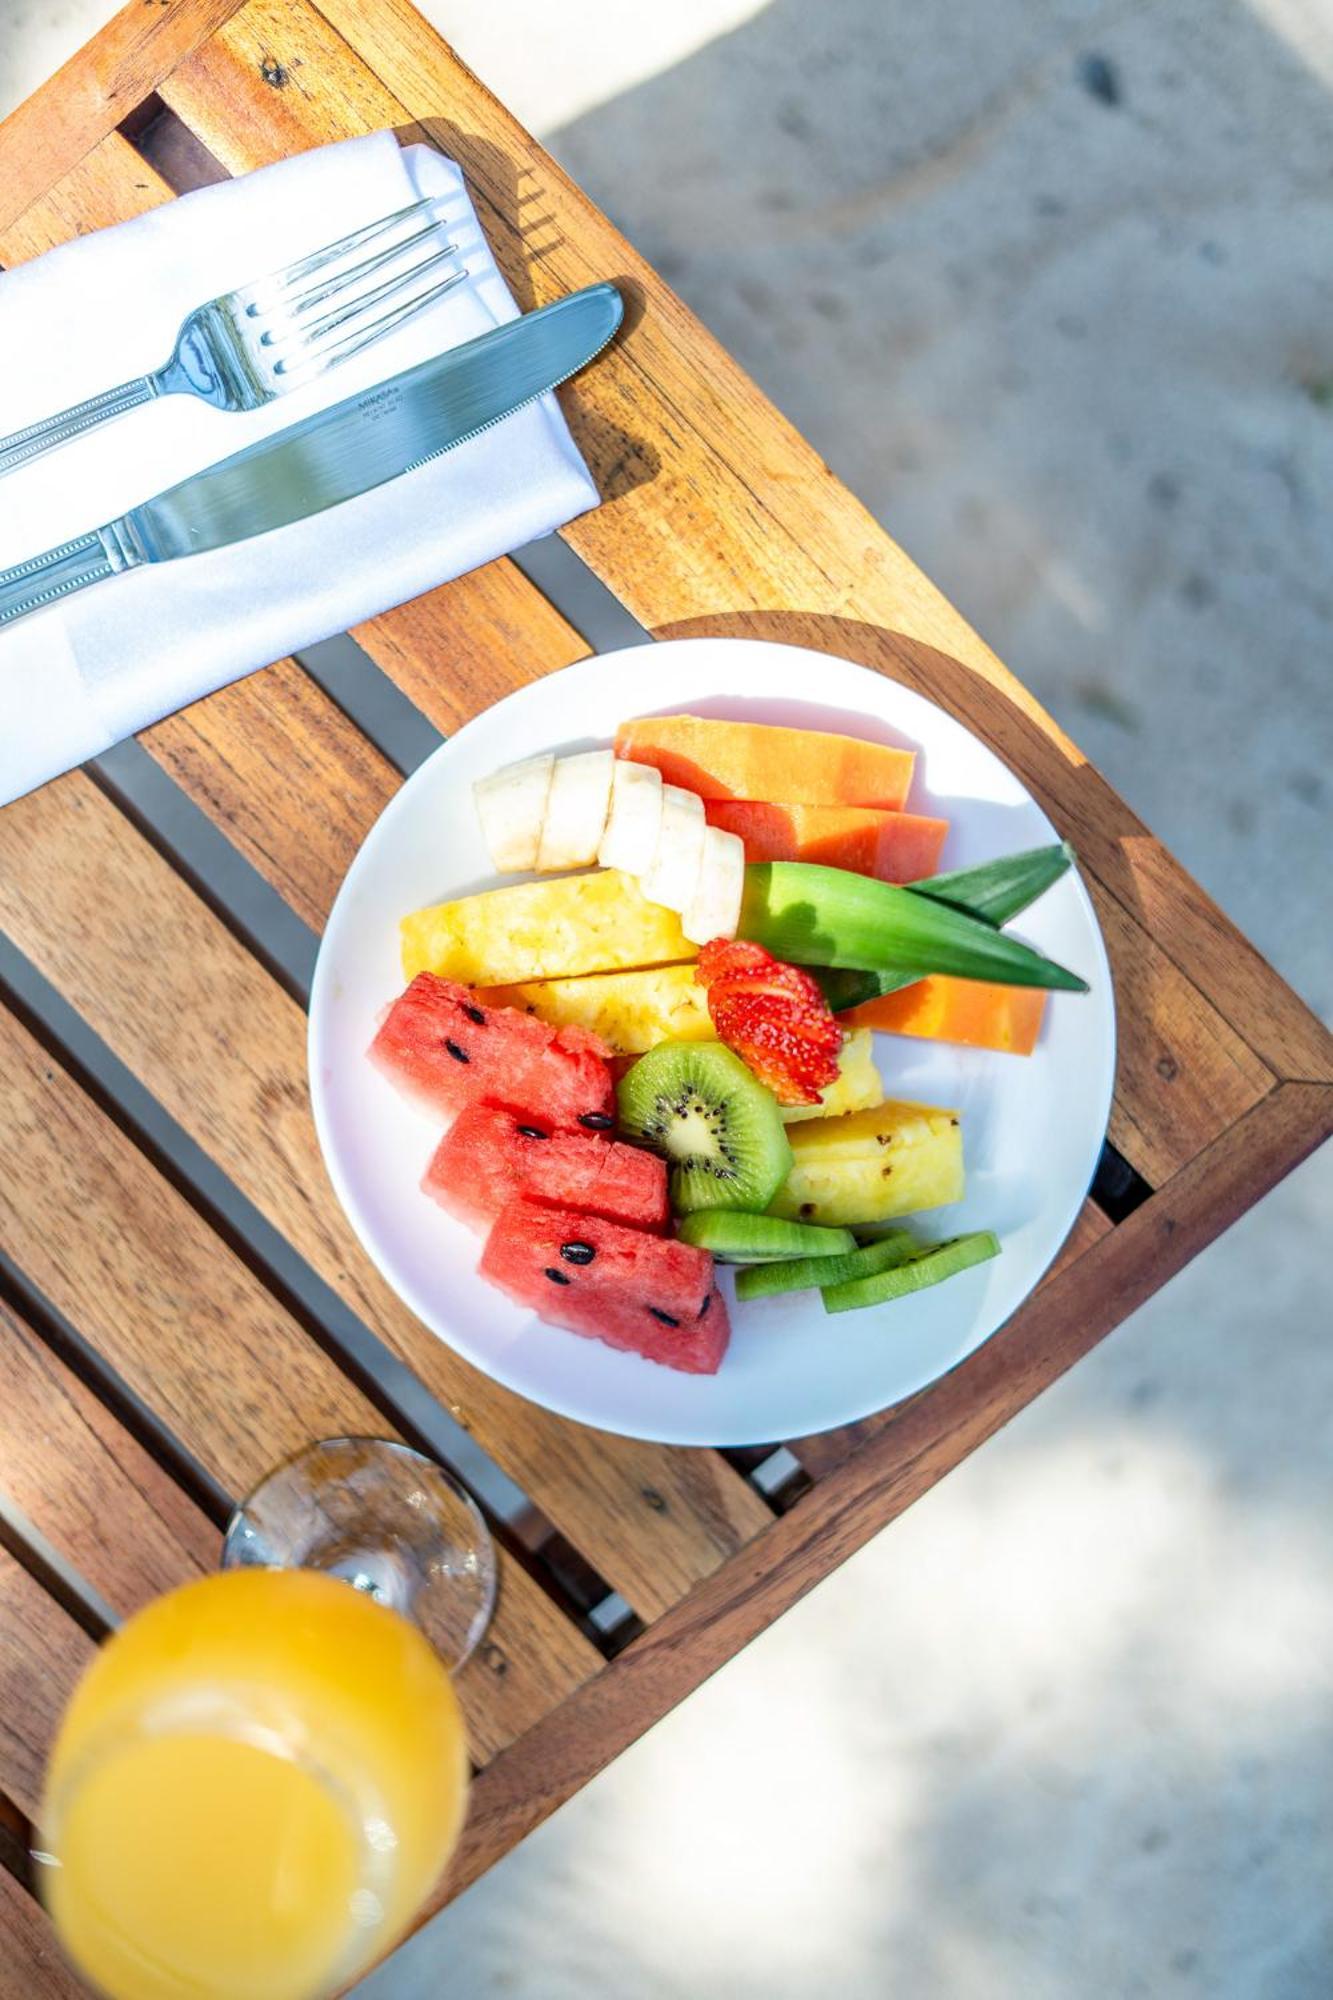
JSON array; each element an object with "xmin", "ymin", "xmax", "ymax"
[
  {"xmin": 0, "ymin": 137, "xmax": 771, "ymax": 1617},
  {"xmin": 352, "ymin": 562, "xmax": 590, "ymax": 736},
  {"xmin": 0, "ymin": 0, "xmax": 246, "ymax": 236},
  {"xmin": 0, "ymin": 1866, "xmax": 91, "ymax": 2000},
  {"xmin": 0, "ymin": 999, "xmax": 597, "ymax": 1761},
  {"xmin": 0, "ymin": 774, "xmax": 771, "ymax": 1618},
  {"xmin": 0, "ymin": 1297, "xmax": 217, "ymax": 1616},
  {"xmin": 0, "ymin": 1553, "xmax": 90, "ymax": 1822},
  {"xmin": 151, "ymin": 0, "xmax": 1333, "ymax": 1180},
  {"xmin": 143, "ymin": 658, "xmax": 400, "ymax": 931},
  {"xmin": 446, "ymin": 1079, "xmax": 1333, "ymax": 1908}
]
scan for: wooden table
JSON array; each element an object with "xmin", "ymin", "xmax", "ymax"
[{"xmin": 1, "ymin": 2, "xmax": 1330, "ymax": 1991}]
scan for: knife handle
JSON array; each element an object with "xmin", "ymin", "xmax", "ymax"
[{"xmin": 0, "ymin": 530, "xmax": 119, "ymax": 627}]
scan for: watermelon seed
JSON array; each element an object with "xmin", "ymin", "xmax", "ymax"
[
  {"xmin": 560, "ymin": 1241, "xmax": 596, "ymax": 1265},
  {"xmin": 698, "ymin": 1294, "xmax": 712, "ymax": 1318},
  {"xmin": 579, "ymin": 1112, "xmax": 615, "ymax": 1131},
  {"xmin": 649, "ymin": 1307, "xmax": 680, "ymax": 1327},
  {"xmin": 543, "ymin": 1267, "xmax": 572, "ymax": 1286},
  {"xmin": 463, "ymin": 1004, "xmax": 486, "ymax": 1025},
  {"xmin": 517, "ymin": 1124, "xmax": 549, "ymax": 1140},
  {"xmin": 443, "ymin": 1038, "xmax": 470, "ymax": 1063}
]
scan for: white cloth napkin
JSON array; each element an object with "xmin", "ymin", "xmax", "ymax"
[{"xmin": 0, "ymin": 133, "xmax": 600, "ymax": 806}]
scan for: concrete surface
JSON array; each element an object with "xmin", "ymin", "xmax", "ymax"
[{"xmin": 4, "ymin": 3, "xmax": 1331, "ymax": 1995}]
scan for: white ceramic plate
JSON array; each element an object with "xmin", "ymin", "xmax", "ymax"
[{"xmin": 310, "ymin": 638, "xmax": 1115, "ymax": 1445}]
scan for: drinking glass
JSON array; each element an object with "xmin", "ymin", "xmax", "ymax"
[{"xmin": 35, "ymin": 1438, "xmax": 495, "ymax": 2000}]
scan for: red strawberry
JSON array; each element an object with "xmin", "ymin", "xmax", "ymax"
[{"xmin": 695, "ymin": 939, "xmax": 843, "ymax": 1105}]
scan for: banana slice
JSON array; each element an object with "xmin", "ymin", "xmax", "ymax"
[
  {"xmin": 473, "ymin": 752, "xmax": 554, "ymax": 873},
  {"xmin": 598, "ymin": 759, "xmax": 664, "ymax": 873},
  {"xmin": 535, "ymin": 749, "xmax": 616, "ymax": 870},
  {"xmin": 640, "ymin": 784, "xmax": 707, "ymax": 912},
  {"xmin": 682, "ymin": 824, "xmax": 746, "ymax": 943}
]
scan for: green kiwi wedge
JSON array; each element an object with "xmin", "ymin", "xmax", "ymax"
[
  {"xmin": 821, "ymin": 1231, "xmax": 1001, "ymax": 1314},
  {"xmin": 735, "ymin": 1228, "xmax": 917, "ymax": 1302},
  {"xmin": 677, "ymin": 1211, "xmax": 856, "ymax": 1262},
  {"xmin": 617, "ymin": 1042, "xmax": 793, "ymax": 1216}
]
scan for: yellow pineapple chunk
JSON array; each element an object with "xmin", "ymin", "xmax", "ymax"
[
  {"xmin": 769, "ymin": 1099, "xmax": 963, "ymax": 1225},
  {"xmin": 780, "ymin": 1028, "xmax": 884, "ymax": 1125},
  {"xmin": 479, "ymin": 963, "xmax": 710, "ymax": 1053},
  {"xmin": 401, "ymin": 869, "xmax": 694, "ymax": 985}
]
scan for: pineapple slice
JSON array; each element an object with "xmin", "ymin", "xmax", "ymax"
[
  {"xmin": 401, "ymin": 870, "xmax": 693, "ymax": 985},
  {"xmin": 780, "ymin": 1028, "xmax": 883, "ymax": 1124},
  {"xmin": 769, "ymin": 1099, "xmax": 963, "ymax": 1225},
  {"xmin": 479, "ymin": 962, "xmax": 709, "ymax": 1053}
]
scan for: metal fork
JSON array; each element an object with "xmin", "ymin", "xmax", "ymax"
[{"xmin": 0, "ymin": 198, "xmax": 467, "ymax": 478}]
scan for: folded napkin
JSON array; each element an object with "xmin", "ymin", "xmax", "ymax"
[{"xmin": 0, "ymin": 133, "xmax": 600, "ymax": 806}]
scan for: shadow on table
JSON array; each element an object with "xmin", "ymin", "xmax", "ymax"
[{"xmin": 397, "ymin": 116, "xmax": 660, "ymax": 508}]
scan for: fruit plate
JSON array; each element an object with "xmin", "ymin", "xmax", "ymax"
[{"xmin": 309, "ymin": 637, "xmax": 1115, "ymax": 1446}]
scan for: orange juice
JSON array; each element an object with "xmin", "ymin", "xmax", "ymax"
[{"xmin": 39, "ymin": 1568, "xmax": 468, "ymax": 2000}]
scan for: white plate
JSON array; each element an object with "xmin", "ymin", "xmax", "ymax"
[{"xmin": 309, "ymin": 638, "xmax": 1115, "ymax": 1446}]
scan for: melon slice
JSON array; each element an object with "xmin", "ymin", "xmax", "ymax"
[
  {"xmin": 616, "ymin": 715, "xmax": 915, "ymax": 810},
  {"xmin": 480, "ymin": 1196, "xmax": 729, "ymax": 1373},
  {"xmin": 424, "ymin": 1101, "xmax": 669, "ymax": 1234},
  {"xmin": 370, "ymin": 975, "xmax": 613, "ymax": 1127}
]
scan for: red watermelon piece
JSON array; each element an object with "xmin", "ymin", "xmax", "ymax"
[
  {"xmin": 480, "ymin": 1197, "xmax": 730, "ymax": 1375},
  {"xmin": 370, "ymin": 975, "xmax": 614, "ymax": 1128},
  {"xmin": 423, "ymin": 1102, "xmax": 669, "ymax": 1235}
]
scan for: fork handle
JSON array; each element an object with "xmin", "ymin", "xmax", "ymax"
[
  {"xmin": 0, "ymin": 530, "xmax": 120, "ymax": 626},
  {"xmin": 0, "ymin": 376, "xmax": 158, "ymax": 477}
]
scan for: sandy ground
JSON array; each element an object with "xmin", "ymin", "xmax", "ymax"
[{"xmin": 4, "ymin": 3, "xmax": 1331, "ymax": 1994}]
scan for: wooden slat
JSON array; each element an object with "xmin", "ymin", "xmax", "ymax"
[
  {"xmin": 0, "ymin": 1554, "xmax": 89, "ymax": 1822},
  {"xmin": 0, "ymin": 1865, "xmax": 91, "ymax": 2000},
  {"xmin": 144, "ymin": 659, "xmax": 400, "ymax": 932},
  {"xmin": 0, "ymin": 999, "xmax": 597, "ymax": 1762},
  {"xmin": 0, "ymin": 136, "xmax": 771, "ymax": 1619},
  {"xmin": 351, "ymin": 564, "xmax": 590, "ymax": 736},
  {"xmin": 0, "ymin": 0, "xmax": 246, "ymax": 235},
  {"xmin": 254, "ymin": 0, "xmax": 1333, "ymax": 1135},
  {"xmin": 447, "ymin": 1079, "xmax": 1333, "ymax": 1909},
  {"xmin": 0, "ymin": 1297, "xmax": 217, "ymax": 1617},
  {"xmin": 1085, "ymin": 887, "xmax": 1272, "ymax": 1186},
  {"xmin": 0, "ymin": 775, "xmax": 771, "ymax": 1617}
]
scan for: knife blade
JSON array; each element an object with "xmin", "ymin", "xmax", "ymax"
[{"xmin": 0, "ymin": 282, "xmax": 622, "ymax": 626}]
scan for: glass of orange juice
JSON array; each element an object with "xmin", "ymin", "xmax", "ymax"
[{"xmin": 35, "ymin": 1438, "xmax": 495, "ymax": 2000}]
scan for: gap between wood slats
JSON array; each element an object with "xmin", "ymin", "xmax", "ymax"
[
  {"xmin": 0, "ymin": 942, "xmax": 628, "ymax": 1642},
  {"xmin": 0, "ymin": 1787, "xmax": 33, "ymax": 1890}
]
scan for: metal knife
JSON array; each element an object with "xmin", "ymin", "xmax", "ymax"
[{"xmin": 0, "ymin": 282, "xmax": 622, "ymax": 627}]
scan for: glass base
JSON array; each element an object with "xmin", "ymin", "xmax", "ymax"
[{"xmin": 223, "ymin": 1438, "xmax": 496, "ymax": 1672}]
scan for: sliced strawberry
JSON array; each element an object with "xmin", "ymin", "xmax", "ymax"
[{"xmin": 695, "ymin": 938, "xmax": 843, "ymax": 1105}]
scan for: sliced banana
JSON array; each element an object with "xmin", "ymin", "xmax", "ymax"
[
  {"xmin": 598, "ymin": 758, "xmax": 664, "ymax": 873},
  {"xmin": 473, "ymin": 752, "xmax": 554, "ymax": 873},
  {"xmin": 640, "ymin": 784, "xmax": 707, "ymax": 912},
  {"xmin": 535, "ymin": 749, "xmax": 616, "ymax": 871},
  {"xmin": 682, "ymin": 824, "xmax": 746, "ymax": 944}
]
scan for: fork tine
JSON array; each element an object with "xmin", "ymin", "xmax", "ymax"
[
  {"xmin": 263, "ymin": 241, "xmax": 460, "ymax": 353},
  {"xmin": 271, "ymin": 196, "xmax": 435, "ymax": 290},
  {"xmin": 269, "ymin": 216, "xmax": 451, "ymax": 325},
  {"xmin": 272, "ymin": 265, "xmax": 469, "ymax": 378}
]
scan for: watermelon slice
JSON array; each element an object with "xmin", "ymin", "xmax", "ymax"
[
  {"xmin": 480, "ymin": 1197, "xmax": 730, "ymax": 1374},
  {"xmin": 370, "ymin": 974, "xmax": 614, "ymax": 1128},
  {"xmin": 423, "ymin": 1102, "xmax": 669, "ymax": 1235}
]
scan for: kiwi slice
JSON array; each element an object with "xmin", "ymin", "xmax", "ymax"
[
  {"xmin": 617, "ymin": 1042, "xmax": 793, "ymax": 1216},
  {"xmin": 735, "ymin": 1228, "xmax": 917, "ymax": 1302},
  {"xmin": 821, "ymin": 1230, "xmax": 1000, "ymax": 1315},
  {"xmin": 677, "ymin": 1210, "xmax": 856, "ymax": 1263}
]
